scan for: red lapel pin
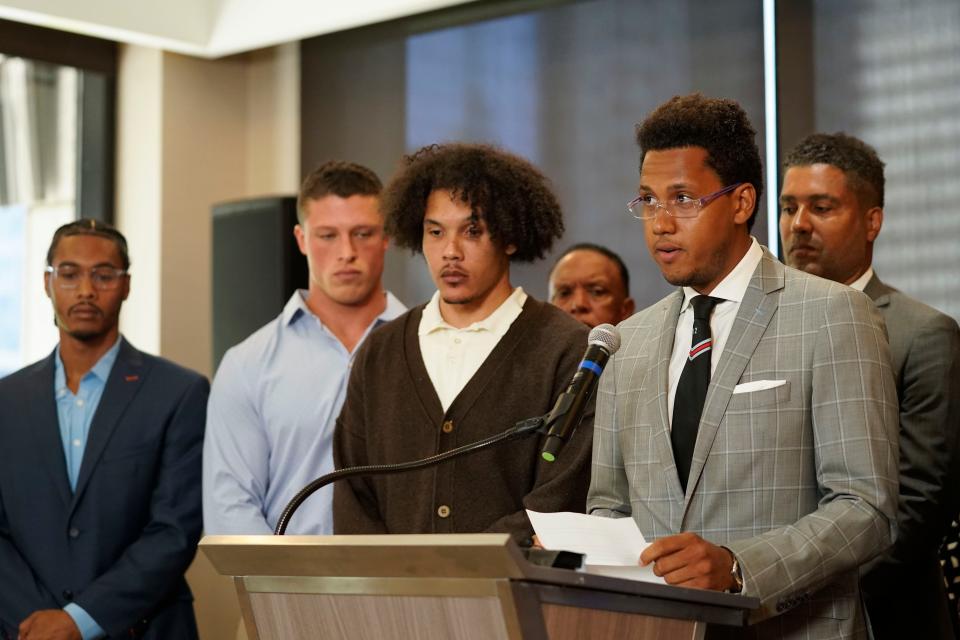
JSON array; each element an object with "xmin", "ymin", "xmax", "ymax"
[{"xmin": 124, "ymin": 375, "xmax": 139, "ymax": 382}]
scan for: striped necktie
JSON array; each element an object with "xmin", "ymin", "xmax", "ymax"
[{"xmin": 671, "ymin": 295, "xmax": 722, "ymax": 492}]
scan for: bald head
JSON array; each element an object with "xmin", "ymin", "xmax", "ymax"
[{"xmin": 549, "ymin": 246, "xmax": 634, "ymax": 327}]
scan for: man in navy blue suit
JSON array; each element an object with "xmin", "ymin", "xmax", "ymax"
[{"xmin": 0, "ymin": 220, "xmax": 208, "ymax": 640}]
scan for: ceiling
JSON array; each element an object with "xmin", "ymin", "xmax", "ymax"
[{"xmin": 0, "ymin": 0, "xmax": 473, "ymax": 57}]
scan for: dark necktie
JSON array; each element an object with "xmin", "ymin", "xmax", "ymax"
[{"xmin": 671, "ymin": 295, "xmax": 722, "ymax": 492}]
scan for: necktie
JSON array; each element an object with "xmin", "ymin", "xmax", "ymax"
[{"xmin": 671, "ymin": 295, "xmax": 722, "ymax": 492}]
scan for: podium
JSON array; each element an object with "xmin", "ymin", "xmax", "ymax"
[{"xmin": 201, "ymin": 534, "xmax": 758, "ymax": 639}]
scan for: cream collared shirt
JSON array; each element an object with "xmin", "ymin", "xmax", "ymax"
[
  {"xmin": 667, "ymin": 238, "xmax": 764, "ymax": 426},
  {"xmin": 847, "ymin": 266, "xmax": 875, "ymax": 292},
  {"xmin": 418, "ymin": 287, "xmax": 528, "ymax": 412}
]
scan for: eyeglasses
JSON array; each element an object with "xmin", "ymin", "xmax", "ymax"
[
  {"xmin": 46, "ymin": 265, "xmax": 128, "ymax": 291},
  {"xmin": 627, "ymin": 183, "xmax": 743, "ymax": 220}
]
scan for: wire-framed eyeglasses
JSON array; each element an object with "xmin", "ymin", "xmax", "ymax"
[
  {"xmin": 627, "ymin": 183, "xmax": 743, "ymax": 220},
  {"xmin": 45, "ymin": 265, "xmax": 128, "ymax": 291}
]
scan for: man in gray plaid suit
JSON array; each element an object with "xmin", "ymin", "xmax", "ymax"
[
  {"xmin": 781, "ymin": 132, "xmax": 960, "ymax": 639},
  {"xmin": 587, "ymin": 94, "xmax": 900, "ymax": 639}
]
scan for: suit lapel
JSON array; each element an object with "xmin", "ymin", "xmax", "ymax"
[
  {"xmin": 684, "ymin": 251, "xmax": 784, "ymax": 505},
  {"xmin": 863, "ymin": 273, "xmax": 892, "ymax": 308},
  {"xmin": 70, "ymin": 339, "xmax": 148, "ymax": 511},
  {"xmin": 651, "ymin": 292, "xmax": 686, "ymax": 503},
  {"xmin": 26, "ymin": 352, "xmax": 73, "ymax": 507}
]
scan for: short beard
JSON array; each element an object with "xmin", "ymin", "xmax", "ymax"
[
  {"xmin": 441, "ymin": 293, "xmax": 478, "ymax": 306},
  {"xmin": 662, "ymin": 245, "xmax": 729, "ymax": 291}
]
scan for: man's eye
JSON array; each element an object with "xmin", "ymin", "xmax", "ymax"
[
  {"xmin": 553, "ymin": 289, "xmax": 571, "ymax": 300},
  {"xmin": 317, "ymin": 233, "xmax": 336, "ymax": 240},
  {"xmin": 353, "ymin": 230, "xmax": 373, "ymax": 239},
  {"xmin": 780, "ymin": 205, "xmax": 797, "ymax": 215},
  {"xmin": 589, "ymin": 288, "xmax": 608, "ymax": 298},
  {"xmin": 812, "ymin": 205, "xmax": 833, "ymax": 215},
  {"xmin": 640, "ymin": 195, "xmax": 658, "ymax": 205},
  {"xmin": 426, "ymin": 228, "xmax": 442, "ymax": 237},
  {"xmin": 465, "ymin": 226, "xmax": 482, "ymax": 238},
  {"xmin": 58, "ymin": 270, "xmax": 80, "ymax": 281},
  {"xmin": 675, "ymin": 194, "xmax": 696, "ymax": 204}
]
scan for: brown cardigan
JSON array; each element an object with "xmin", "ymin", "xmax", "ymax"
[{"xmin": 333, "ymin": 297, "xmax": 593, "ymax": 544}]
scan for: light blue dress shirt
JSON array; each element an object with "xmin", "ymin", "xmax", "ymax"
[
  {"xmin": 54, "ymin": 338, "xmax": 121, "ymax": 640},
  {"xmin": 202, "ymin": 290, "xmax": 406, "ymax": 535}
]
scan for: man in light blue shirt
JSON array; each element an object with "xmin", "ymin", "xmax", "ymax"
[{"xmin": 203, "ymin": 161, "xmax": 405, "ymax": 535}]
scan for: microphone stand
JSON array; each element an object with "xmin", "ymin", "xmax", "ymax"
[{"xmin": 274, "ymin": 415, "xmax": 551, "ymax": 535}]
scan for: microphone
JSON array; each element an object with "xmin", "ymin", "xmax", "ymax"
[{"xmin": 541, "ymin": 324, "xmax": 621, "ymax": 462}]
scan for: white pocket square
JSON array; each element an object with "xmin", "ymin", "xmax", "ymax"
[{"xmin": 733, "ymin": 379, "xmax": 787, "ymax": 394}]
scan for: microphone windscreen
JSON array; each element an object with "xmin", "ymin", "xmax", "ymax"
[{"xmin": 588, "ymin": 324, "xmax": 621, "ymax": 355}]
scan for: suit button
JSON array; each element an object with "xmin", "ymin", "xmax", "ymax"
[
  {"xmin": 437, "ymin": 505, "xmax": 451, "ymax": 518},
  {"xmin": 68, "ymin": 527, "xmax": 80, "ymax": 538},
  {"xmin": 62, "ymin": 589, "xmax": 74, "ymax": 600},
  {"xmin": 442, "ymin": 420, "xmax": 454, "ymax": 434}
]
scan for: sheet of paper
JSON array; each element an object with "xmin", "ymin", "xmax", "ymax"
[{"xmin": 526, "ymin": 510, "xmax": 665, "ymax": 584}]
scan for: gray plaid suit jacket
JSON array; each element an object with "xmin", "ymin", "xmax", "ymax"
[{"xmin": 588, "ymin": 249, "xmax": 899, "ymax": 640}]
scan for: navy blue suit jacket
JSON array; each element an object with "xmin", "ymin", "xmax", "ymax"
[{"xmin": 0, "ymin": 338, "xmax": 207, "ymax": 639}]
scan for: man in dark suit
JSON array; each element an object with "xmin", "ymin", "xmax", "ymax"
[
  {"xmin": 780, "ymin": 132, "xmax": 960, "ymax": 639},
  {"xmin": 0, "ymin": 220, "xmax": 208, "ymax": 640}
]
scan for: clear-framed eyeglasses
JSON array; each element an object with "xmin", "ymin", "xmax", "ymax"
[
  {"xmin": 45, "ymin": 265, "xmax": 128, "ymax": 291},
  {"xmin": 627, "ymin": 182, "xmax": 743, "ymax": 220}
]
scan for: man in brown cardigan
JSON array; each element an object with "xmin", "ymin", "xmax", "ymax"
[{"xmin": 333, "ymin": 143, "xmax": 594, "ymax": 545}]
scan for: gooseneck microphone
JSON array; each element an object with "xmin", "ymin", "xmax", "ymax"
[
  {"xmin": 541, "ymin": 324, "xmax": 621, "ymax": 462},
  {"xmin": 274, "ymin": 324, "xmax": 621, "ymax": 535}
]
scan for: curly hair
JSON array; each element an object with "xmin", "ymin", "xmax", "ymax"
[
  {"xmin": 784, "ymin": 132, "xmax": 885, "ymax": 208},
  {"xmin": 636, "ymin": 93, "xmax": 764, "ymax": 230},
  {"xmin": 297, "ymin": 160, "xmax": 382, "ymax": 222},
  {"xmin": 382, "ymin": 143, "xmax": 564, "ymax": 262}
]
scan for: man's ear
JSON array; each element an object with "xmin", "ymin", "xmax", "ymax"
[
  {"xmin": 294, "ymin": 224, "xmax": 307, "ymax": 256},
  {"xmin": 732, "ymin": 184, "xmax": 757, "ymax": 226},
  {"xmin": 505, "ymin": 244, "xmax": 517, "ymax": 256},
  {"xmin": 621, "ymin": 297, "xmax": 636, "ymax": 322},
  {"xmin": 865, "ymin": 207, "xmax": 883, "ymax": 243}
]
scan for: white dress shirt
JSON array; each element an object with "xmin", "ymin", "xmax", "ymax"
[
  {"xmin": 847, "ymin": 266, "xmax": 875, "ymax": 292},
  {"xmin": 419, "ymin": 287, "xmax": 527, "ymax": 412},
  {"xmin": 667, "ymin": 238, "xmax": 764, "ymax": 425}
]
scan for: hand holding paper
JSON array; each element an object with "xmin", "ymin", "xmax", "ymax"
[{"xmin": 526, "ymin": 510, "xmax": 666, "ymax": 584}]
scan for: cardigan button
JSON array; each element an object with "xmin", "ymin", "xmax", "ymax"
[
  {"xmin": 437, "ymin": 505, "xmax": 451, "ymax": 518},
  {"xmin": 442, "ymin": 420, "xmax": 454, "ymax": 434}
]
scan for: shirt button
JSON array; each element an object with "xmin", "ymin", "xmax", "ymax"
[
  {"xmin": 442, "ymin": 420, "xmax": 454, "ymax": 434},
  {"xmin": 68, "ymin": 527, "xmax": 80, "ymax": 539},
  {"xmin": 72, "ymin": 439, "xmax": 81, "ymax": 447},
  {"xmin": 437, "ymin": 505, "xmax": 451, "ymax": 518},
  {"xmin": 454, "ymin": 338, "xmax": 461, "ymax": 344},
  {"xmin": 75, "ymin": 398, "xmax": 84, "ymax": 407}
]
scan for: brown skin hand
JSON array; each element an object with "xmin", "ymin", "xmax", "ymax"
[
  {"xmin": 640, "ymin": 531, "xmax": 736, "ymax": 591},
  {"xmin": 18, "ymin": 610, "xmax": 81, "ymax": 640}
]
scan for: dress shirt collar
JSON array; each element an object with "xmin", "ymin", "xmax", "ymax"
[
  {"xmin": 847, "ymin": 266, "xmax": 875, "ymax": 292},
  {"xmin": 681, "ymin": 237, "xmax": 763, "ymax": 311},
  {"xmin": 54, "ymin": 335, "xmax": 122, "ymax": 397},
  {"xmin": 419, "ymin": 286, "xmax": 528, "ymax": 338},
  {"xmin": 283, "ymin": 289, "xmax": 405, "ymax": 327}
]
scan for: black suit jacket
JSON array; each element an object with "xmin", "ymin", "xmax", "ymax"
[
  {"xmin": 860, "ymin": 275, "xmax": 960, "ymax": 639},
  {"xmin": 0, "ymin": 338, "xmax": 208, "ymax": 639}
]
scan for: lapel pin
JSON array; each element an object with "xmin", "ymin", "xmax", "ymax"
[{"xmin": 124, "ymin": 375, "xmax": 139, "ymax": 382}]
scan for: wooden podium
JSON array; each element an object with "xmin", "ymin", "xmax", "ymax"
[{"xmin": 201, "ymin": 534, "xmax": 757, "ymax": 640}]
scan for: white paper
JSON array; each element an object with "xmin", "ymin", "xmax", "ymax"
[{"xmin": 526, "ymin": 510, "xmax": 666, "ymax": 584}]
